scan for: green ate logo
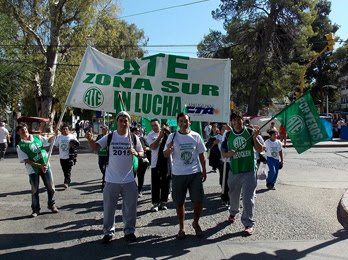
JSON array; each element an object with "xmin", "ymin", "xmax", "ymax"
[
  {"xmin": 286, "ymin": 115, "xmax": 305, "ymax": 135},
  {"xmin": 30, "ymin": 143, "xmax": 41, "ymax": 153},
  {"xmin": 181, "ymin": 151, "xmax": 192, "ymax": 164},
  {"xmin": 83, "ymin": 87, "xmax": 104, "ymax": 108}
]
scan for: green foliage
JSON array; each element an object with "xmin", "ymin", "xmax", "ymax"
[
  {"xmin": 199, "ymin": 0, "xmax": 320, "ymax": 115},
  {"xmin": 0, "ymin": 0, "xmax": 147, "ymax": 122}
]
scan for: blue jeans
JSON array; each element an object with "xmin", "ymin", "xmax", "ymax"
[
  {"xmin": 266, "ymin": 157, "xmax": 280, "ymax": 186},
  {"xmin": 29, "ymin": 169, "xmax": 56, "ymax": 210}
]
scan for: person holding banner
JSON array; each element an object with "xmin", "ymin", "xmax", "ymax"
[
  {"xmin": 85, "ymin": 111, "xmax": 143, "ymax": 244},
  {"xmin": 221, "ymin": 113, "xmax": 265, "ymax": 236},
  {"xmin": 16, "ymin": 124, "xmax": 58, "ymax": 217},
  {"xmin": 164, "ymin": 112, "xmax": 207, "ymax": 239},
  {"xmin": 54, "ymin": 125, "xmax": 79, "ymax": 189}
]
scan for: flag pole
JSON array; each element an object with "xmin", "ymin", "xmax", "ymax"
[
  {"xmin": 234, "ymin": 94, "xmax": 302, "ymax": 153},
  {"xmin": 221, "ymin": 95, "xmax": 302, "ymax": 194},
  {"xmin": 118, "ymin": 92, "xmax": 133, "ymax": 149},
  {"xmin": 46, "ymin": 105, "xmax": 67, "ymax": 164},
  {"xmin": 221, "ymin": 157, "xmax": 228, "ymax": 194}
]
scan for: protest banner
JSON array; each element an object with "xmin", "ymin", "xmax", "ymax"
[{"xmin": 66, "ymin": 46, "xmax": 231, "ymax": 122}]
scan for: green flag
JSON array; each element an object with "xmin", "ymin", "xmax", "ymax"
[
  {"xmin": 276, "ymin": 91, "xmax": 328, "ymax": 154},
  {"xmin": 141, "ymin": 117, "xmax": 152, "ymax": 135},
  {"xmin": 112, "ymin": 94, "xmax": 124, "ymax": 131}
]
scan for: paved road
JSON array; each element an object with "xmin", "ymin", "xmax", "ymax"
[{"xmin": 0, "ymin": 144, "xmax": 347, "ymax": 259}]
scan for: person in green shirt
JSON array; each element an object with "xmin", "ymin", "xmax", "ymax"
[
  {"xmin": 221, "ymin": 113, "xmax": 265, "ymax": 236},
  {"xmin": 16, "ymin": 124, "xmax": 58, "ymax": 217}
]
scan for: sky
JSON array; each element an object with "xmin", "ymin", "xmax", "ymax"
[{"xmin": 119, "ymin": 0, "xmax": 348, "ymax": 57}]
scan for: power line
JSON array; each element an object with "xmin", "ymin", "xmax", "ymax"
[
  {"xmin": 0, "ymin": 40, "xmax": 346, "ymax": 49},
  {"xmin": 119, "ymin": 0, "xmax": 215, "ymax": 19}
]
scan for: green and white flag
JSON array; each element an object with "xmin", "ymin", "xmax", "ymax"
[
  {"xmin": 111, "ymin": 93, "xmax": 124, "ymax": 131},
  {"xmin": 66, "ymin": 46, "xmax": 231, "ymax": 122},
  {"xmin": 276, "ymin": 91, "xmax": 328, "ymax": 154}
]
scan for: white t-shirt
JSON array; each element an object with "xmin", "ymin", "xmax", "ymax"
[
  {"xmin": 97, "ymin": 131, "xmax": 143, "ymax": 184},
  {"xmin": 265, "ymin": 139, "xmax": 282, "ymax": 160},
  {"xmin": 164, "ymin": 131, "xmax": 206, "ymax": 176},
  {"xmin": 17, "ymin": 135, "xmax": 50, "ymax": 175},
  {"xmin": 147, "ymin": 130, "xmax": 161, "ymax": 168},
  {"xmin": 54, "ymin": 134, "xmax": 79, "ymax": 159},
  {"xmin": 337, "ymin": 120, "xmax": 346, "ymax": 129},
  {"xmin": 204, "ymin": 125, "xmax": 212, "ymax": 137},
  {"xmin": 0, "ymin": 126, "xmax": 9, "ymax": 143}
]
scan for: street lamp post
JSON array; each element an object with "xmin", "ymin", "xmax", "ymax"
[{"xmin": 322, "ymin": 85, "xmax": 337, "ymax": 115}]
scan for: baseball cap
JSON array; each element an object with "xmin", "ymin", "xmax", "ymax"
[
  {"xmin": 100, "ymin": 124, "xmax": 109, "ymax": 130},
  {"xmin": 116, "ymin": 111, "xmax": 131, "ymax": 121}
]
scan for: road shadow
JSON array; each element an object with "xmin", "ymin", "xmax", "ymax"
[
  {"xmin": 0, "ymin": 222, "xmax": 243, "ymax": 260},
  {"xmin": 224, "ymin": 229, "xmax": 348, "ymax": 260}
]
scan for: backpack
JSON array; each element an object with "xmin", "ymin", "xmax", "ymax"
[{"xmin": 105, "ymin": 132, "xmax": 138, "ymax": 172}]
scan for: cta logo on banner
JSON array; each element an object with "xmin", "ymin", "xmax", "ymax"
[{"xmin": 65, "ymin": 47, "xmax": 231, "ymax": 122}]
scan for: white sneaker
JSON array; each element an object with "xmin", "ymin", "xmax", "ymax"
[
  {"xmin": 159, "ymin": 202, "xmax": 167, "ymax": 210},
  {"xmin": 151, "ymin": 204, "xmax": 159, "ymax": 212}
]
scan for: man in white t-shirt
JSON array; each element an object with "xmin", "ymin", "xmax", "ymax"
[
  {"xmin": 164, "ymin": 112, "xmax": 207, "ymax": 239},
  {"xmin": 54, "ymin": 125, "xmax": 79, "ymax": 188},
  {"xmin": 147, "ymin": 119, "xmax": 171, "ymax": 212},
  {"xmin": 85, "ymin": 111, "xmax": 143, "ymax": 244},
  {"xmin": 0, "ymin": 121, "xmax": 10, "ymax": 160}
]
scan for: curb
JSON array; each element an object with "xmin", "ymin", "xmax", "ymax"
[{"xmin": 338, "ymin": 189, "xmax": 348, "ymax": 229}]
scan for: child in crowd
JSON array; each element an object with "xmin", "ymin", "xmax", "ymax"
[{"xmin": 265, "ymin": 130, "xmax": 283, "ymax": 190}]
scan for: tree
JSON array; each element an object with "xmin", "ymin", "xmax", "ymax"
[
  {"xmin": 304, "ymin": 0, "xmax": 339, "ymax": 113},
  {"xmin": 0, "ymin": 0, "xmax": 147, "ymax": 131},
  {"xmin": 199, "ymin": 0, "xmax": 317, "ymax": 115}
]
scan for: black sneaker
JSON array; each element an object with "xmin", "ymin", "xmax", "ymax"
[
  {"xmin": 102, "ymin": 235, "xmax": 113, "ymax": 244},
  {"xmin": 124, "ymin": 233, "xmax": 137, "ymax": 242}
]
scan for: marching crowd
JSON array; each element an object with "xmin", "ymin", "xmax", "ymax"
[{"xmin": 10, "ymin": 111, "xmax": 286, "ymax": 244}]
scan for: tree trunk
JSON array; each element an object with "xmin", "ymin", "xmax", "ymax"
[
  {"xmin": 247, "ymin": 3, "xmax": 279, "ymax": 116},
  {"xmin": 37, "ymin": 4, "xmax": 61, "ymax": 133}
]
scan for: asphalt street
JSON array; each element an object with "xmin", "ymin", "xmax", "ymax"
[{"xmin": 0, "ymin": 141, "xmax": 347, "ymax": 259}]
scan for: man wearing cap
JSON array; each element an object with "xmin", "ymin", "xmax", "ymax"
[
  {"xmin": 85, "ymin": 111, "xmax": 143, "ymax": 243},
  {"xmin": 221, "ymin": 113, "xmax": 265, "ymax": 236},
  {"xmin": 96, "ymin": 124, "xmax": 109, "ymax": 191}
]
